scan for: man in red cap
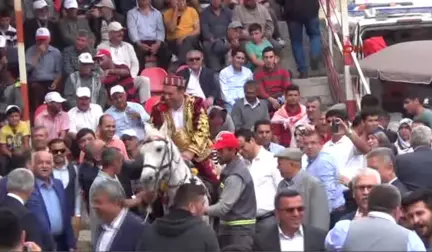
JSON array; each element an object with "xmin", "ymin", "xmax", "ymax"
[
  {"xmin": 207, "ymin": 132, "xmax": 257, "ymax": 251},
  {"xmin": 151, "ymin": 74, "xmax": 218, "ymax": 185}
]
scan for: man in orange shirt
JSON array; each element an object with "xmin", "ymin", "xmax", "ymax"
[
  {"xmin": 163, "ymin": 0, "xmax": 200, "ymax": 65},
  {"xmin": 97, "ymin": 114, "xmax": 129, "ymax": 160}
]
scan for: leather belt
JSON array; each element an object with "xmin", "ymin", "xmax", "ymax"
[{"xmin": 257, "ymin": 211, "xmax": 274, "ymax": 221}]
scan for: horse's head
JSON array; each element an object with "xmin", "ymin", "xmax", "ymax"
[{"xmin": 139, "ymin": 123, "xmax": 178, "ymax": 189}]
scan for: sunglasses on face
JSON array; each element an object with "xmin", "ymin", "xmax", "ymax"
[
  {"xmin": 279, "ymin": 206, "xmax": 305, "ymax": 213},
  {"xmin": 51, "ymin": 149, "xmax": 66, "ymax": 155},
  {"xmin": 188, "ymin": 57, "xmax": 201, "ymax": 62}
]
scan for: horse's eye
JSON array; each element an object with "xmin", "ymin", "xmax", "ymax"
[{"xmin": 156, "ymin": 147, "xmax": 163, "ymax": 153}]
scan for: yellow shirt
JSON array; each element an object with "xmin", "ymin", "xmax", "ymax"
[
  {"xmin": 0, "ymin": 121, "xmax": 30, "ymax": 151},
  {"xmin": 164, "ymin": 7, "xmax": 199, "ymax": 40}
]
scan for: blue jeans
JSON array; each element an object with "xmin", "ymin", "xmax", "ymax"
[{"xmin": 287, "ymin": 17, "xmax": 322, "ymax": 73}]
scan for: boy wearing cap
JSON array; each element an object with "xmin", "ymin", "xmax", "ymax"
[
  {"xmin": 64, "ymin": 52, "xmax": 106, "ymax": 108},
  {"xmin": 58, "ymin": 0, "xmax": 94, "ymax": 47},
  {"xmin": 25, "ymin": 27, "xmax": 63, "ymax": 113},
  {"xmin": 0, "ymin": 105, "xmax": 30, "ymax": 160},
  {"xmin": 151, "ymin": 74, "xmax": 218, "ymax": 184}
]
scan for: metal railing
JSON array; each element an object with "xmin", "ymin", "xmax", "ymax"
[{"xmin": 318, "ymin": 0, "xmax": 371, "ymax": 109}]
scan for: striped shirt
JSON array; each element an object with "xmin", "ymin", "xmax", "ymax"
[
  {"xmin": 0, "ymin": 25, "xmax": 17, "ymax": 48},
  {"xmin": 102, "ymin": 64, "xmax": 138, "ymax": 103},
  {"xmin": 254, "ymin": 65, "xmax": 292, "ymax": 99}
]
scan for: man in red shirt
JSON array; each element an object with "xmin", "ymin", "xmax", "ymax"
[{"xmin": 254, "ymin": 47, "xmax": 292, "ymax": 114}]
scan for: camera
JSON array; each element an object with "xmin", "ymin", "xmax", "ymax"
[{"xmin": 331, "ymin": 119, "xmax": 340, "ymax": 133}]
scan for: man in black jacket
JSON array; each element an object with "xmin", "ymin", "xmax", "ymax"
[
  {"xmin": 88, "ymin": 0, "xmax": 126, "ymax": 45},
  {"xmin": 277, "ymin": 0, "xmax": 321, "ymax": 78},
  {"xmin": 137, "ymin": 183, "xmax": 220, "ymax": 252},
  {"xmin": 177, "ymin": 50, "xmax": 222, "ymax": 107}
]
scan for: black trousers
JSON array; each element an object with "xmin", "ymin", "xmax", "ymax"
[
  {"xmin": 167, "ymin": 35, "xmax": 200, "ymax": 65},
  {"xmin": 218, "ymin": 233, "xmax": 254, "ymax": 251},
  {"xmin": 137, "ymin": 40, "xmax": 172, "ymax": 71}
]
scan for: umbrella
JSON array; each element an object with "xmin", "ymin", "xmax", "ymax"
[{"xmin": 350, "ymin": 40, "xmax": 432, "ymax": 84}]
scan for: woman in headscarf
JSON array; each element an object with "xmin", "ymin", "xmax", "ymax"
[
  {"xmin": 394, "ymin": 118, "xmax": 413, "ymax": 155},
  {"xmin": 367, "ymin": 129, "xmax": 398, "ymax": 155}
]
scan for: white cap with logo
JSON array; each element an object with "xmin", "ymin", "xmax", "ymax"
[
  {"xmin": 110, "ymin": 85, "xmax": 125, "ymax": 96},
  {"xmin": 78, "ymin": 52, "xmax": 94, "ymax": 64},
  {"xmin": 76, "ymin": 87, "xmax": 91, "ymax": 98},
  {"xmin": 108, "ymin": 22, "xmax": 125, "ymax": 32},
  {"xmin": 45, "ymin": 92, "xmax": 66, "ymax": 103},
  {"xmin": 33, "ymin": 0, "xmax": 48, "ymax": 9},
  {"xmin": 121, "ymin": 129, "xmax": 138, "ymax": 138}
]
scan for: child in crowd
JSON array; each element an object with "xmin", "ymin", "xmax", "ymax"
[{"xmin": 245, "ymin": 23, "xmax": 273, "ymax": 71}]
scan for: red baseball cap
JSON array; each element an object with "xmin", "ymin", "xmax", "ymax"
[
  {"xmin": 94, "ymin": 49, "xmax": 111, "ymax": 59},
  {"xmin": 213, "ymin": 132, "xmax": 240, "ymax": 150}
]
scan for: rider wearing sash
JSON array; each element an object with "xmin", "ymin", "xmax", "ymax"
[{"xmin": 150, "ymin": 74, "xmax": 219, "ymax": 185}]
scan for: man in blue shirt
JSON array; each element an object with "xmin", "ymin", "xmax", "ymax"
[{"xmin": 303, "ymin": 130, "xmax": 345, "ymax": 224}]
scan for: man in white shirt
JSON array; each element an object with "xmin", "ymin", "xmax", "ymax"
[
  {"xmin": 252, "ymin": 188, "xmax": 327, "ymax": 251},
  {"xmin": 235, "ymin": 128, "xmax": 282, "ymax": 234},
  {"xmin": 68, "ymin": 87, "xmax": 103, "ymax": 138},
  {"xmin": 97, "ymin": 22, "xmax": 139, "ymax": 78}
]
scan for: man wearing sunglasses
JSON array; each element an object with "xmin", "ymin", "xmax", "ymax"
[{"xmin": 48, "ymin": 138, "xmax": 82, "ymax": 240}]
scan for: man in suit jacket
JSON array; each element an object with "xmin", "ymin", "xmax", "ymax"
[
  {"xmin": 275, "ymin": 148, "xmax": 330, "ymax": 231},
  {"xmin": 367, "ymin": 147, "xmax": 409, "ymax": 196},
  {"xmin": 92, "ymin": 180, "xmax": 145, "ymax": 251},
  {"xmin": 177, "ymin": 50, "xmax": 222, "ymax": 106},
  {"xmin": 395, "ymin": 125, "xmax": 432, "ymax": 191},
  {"xmin": 253, "ymin": 188, "xmax": 326, "ymax": 251},
  {"xmin": 26, "ymin": 151, "xmax": 76, "ymax": 251},
  {"xmin": 0, "ymin": 168, "xmax": 43, "ymax": 248}
]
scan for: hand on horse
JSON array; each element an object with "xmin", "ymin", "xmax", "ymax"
[{"xmin": 181, "ymin": 150, "xmax": 195, "ymax": 161}]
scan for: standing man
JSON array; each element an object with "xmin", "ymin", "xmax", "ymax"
[
  {"xmin": 325, "ymin": 185, "xmax": 426, "ymax": 251},
  {"xmin": 235, "ymin": 128, "xmax": 282, "ymax": 234},
  {"xmin": 253, "ymin": 189, "xmax": 327, "ymax": 251},
  {"xmin": 275, "ymin": 147, "xmax": 330, "ymax": 231},
  {"xmin": 26, "ymin": 151, "xmax": 76, "ymax": 251},
  {"xmin": 366, "ymin": 147, "xmax": 409, "ymax": 195},
  {"xmin": 151, "ymin": 75, "xmax": 218, "ymax": 184},
  {"xmin": 253, "ymin": 119, "xmax": 285, "ymax": 154},
  {"xmin": 277, "ymin": 0, "xmax": 321, "ymax": 78},
  {"xmin": 404, "ymin": 93, "xmax": 432, "ymax": 128},
  {"xmin": 209, "ymin": 132, "xmax": 256, "ymax": 250},
  {"xmin": 97, "ymin": 115, "xmax": 129, "ymax": 159},
  {"xmin": 63, "ymin": 30, "xmax": 94, "ymax": 76}
]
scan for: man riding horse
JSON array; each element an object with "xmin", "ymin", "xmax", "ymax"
[{"xmin": 150, "ymin": 75, "xmax": 219, "ymax": 187}]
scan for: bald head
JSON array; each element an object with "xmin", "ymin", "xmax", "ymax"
[
  {"xmin": 32, "ymin": 151, "xmax": 53, "ymax": 181},
  {"xmin": 85, "ymin": 139, "xmax": 106, "ymax": 162}
]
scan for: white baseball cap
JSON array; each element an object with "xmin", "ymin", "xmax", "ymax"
[
  {"xmin": 121, "ymin": 129, "xmax": 137, "ymax": 138},
  {"xmin": 33, "ymin": 0, "xmax": 48, "ymax": 9},
  {"xmin": 110, "ymin": 85, "xmax": 125, "ymax": 96},
  {"xmin": 35, "ymin": 27, "xmax": 50, "ymax": 39},
  {"xmin": 5, "ymin": 105, "xmax": 21, "ymax": 114},
  {"xmin": 78, "ymin": 52, "xmax": 94, "ymax": 64},
  {"xmin": 108, "ymin": 22, "xmax": 125, "ymax": 32},
  {"xmin": 64, "ymin": 0, "xmax": 78, "ymax": 9},
  {"xmin": 0, "ymin": 36, "xmax": 5, "ymax": 48},
  {"xmin": 95, "ymin": 0, "xmax": 115, "ymax": 9},
  {"xmin": 45, "ymin": 92, "xmax": 66, "ymax": 103},
  {"xmin": 76, "ymin": 87, "xmax": 91, "ymax": 98}
]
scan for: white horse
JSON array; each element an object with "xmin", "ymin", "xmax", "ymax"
[{"xmin": 139, "ymin": 123, "xmax": 210, "ymax": 221}]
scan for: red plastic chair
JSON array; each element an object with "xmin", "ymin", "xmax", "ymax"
[
  {"xmin": 34, "ymin": 104, "xmax": 47, "ymax": 118},
  {"xmin": 140, "ymin": 67, "xmax": 168, "ymax": 94},
  {"xmin": 144, "ymin": 96, "xmax": 161, "ymax": 114},
  {"xmin": 175, "ymin": 65, "xmax": 188, "ymax": 74}
]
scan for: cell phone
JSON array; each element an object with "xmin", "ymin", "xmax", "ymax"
[{"xmin": 331, "ymin": 119, "xmax": 340, "ymax": 133}]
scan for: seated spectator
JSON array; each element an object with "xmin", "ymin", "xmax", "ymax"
[
  {"xmin": 115, "ymin": 0, "xmax": 139, "ymax": 16},
  {"xmin": 232, "ymin": 0, "xmax": 280, "ymax": 51},
  {"xmin": 0, "ymin": 36, "xmax": 5, "ymax": 70},
  {"xmin": 88, "ymin": 0, "xmax": 125, "ymax": 45},
  {"xmin": 226, "ymin": 21, "xmax": 245, "ymax": 58},
  {"xmin": 58, "ymin": 0, "xmax": 95, "ymax": 48},
  {"xmin": 271, "ymin": 85, "xmax": 308, "ymax": 147},
  {"xmin": 68, "ymin": 87, "xmax": 104, "ymax": 138},
  {"xmin": 127, "ymin": 0, "xmax": 170, "ymax": 70},
  {"xmin": 63, "ymin": 29, "xmax": 95, "ymax": 76},
  {"xmin": 177, "ymin": 50, "xmax": 222, "ymax": 107},
  {"xmin": 121, "ymin": 129, "xmax": 141, "ymax": 160},
  {"xmin": 231, "ymin": 80, "xmax": 269, "ymax": 130},
  {"xmin": 25, "ymin": 28, "xmax": 63, "ymax": 114},
  {"xmin": 95, "ymin": 49, "xmax": 149, "ymax": 103},
  {"xmin": 64, "ymin": 52, "xmax": 106, "ymax": 109},
  {"xmin": 219, "ymin": 48, "xmax": 253, "ymax": 111},
  {"xmin": 200, "ymin": 0, "xmax": 232, "ymax": 71},
  {"xmin": 254, "ymin": 47, "xmax": 291, "ymax": 114},
  {"xmin": 105, "ymin": 85, "xmax": 150, "ymax": 140},
  {"xmin": 97, "ymin": 22, "xmax": 139, "ymax": 78},
  {"xmin": 0, "ymin": 9, "xmax": 17, "ymax": 63},
  {"xmin": 97, "ymin": 114, "xmax": 129, "ymax": 159},
  {"xmin": 207, "ymin": 105, "xmax": 235, "ymax": 139},
  {"xmin": 164, "ymin": 0, "xmax": 200, "ymax": 65},
  {"xmin": 253, "ymin": 119, "xmax": 284, "ymax": 154},
  {"xmin": 0, "ymin": 105, "xmax": 30, "ymax": 175},
  {"xmin": 24, "ymin": 0, "xmax": 63, "ymax": 50},
  {"xmin": 34, "ymin": 92, "xmax": 69, "ymax": 140},
  {"xmin": 0, "ymin": 63, "xmax": 23, "ymax": 113},
  {"xmin": 245, "ymin": 23, "xmax": 272, "ymax": 71}
]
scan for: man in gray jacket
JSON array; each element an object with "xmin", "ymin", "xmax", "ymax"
[
  {"xmin": 325, "ymin": 184, "xmax": 426, "ymax": 251},
  {"xmin": 275, "ymin": 147, "xmax": 330, "ymax": 231}
]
